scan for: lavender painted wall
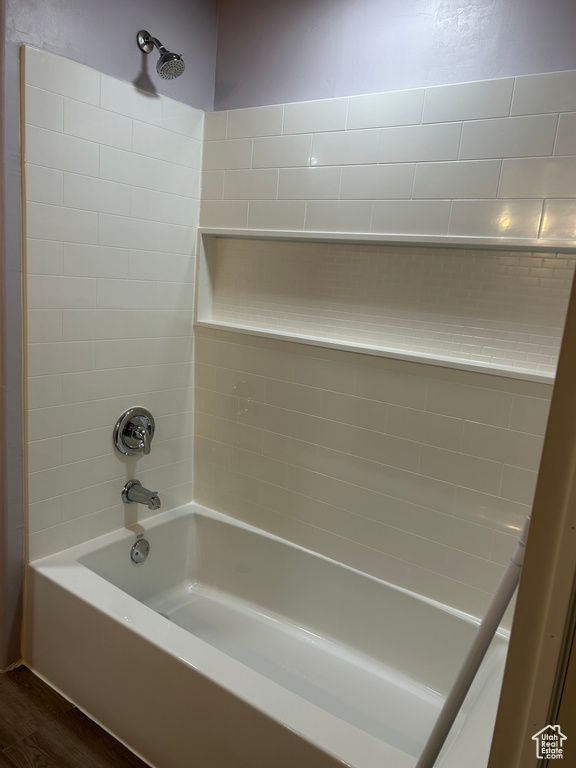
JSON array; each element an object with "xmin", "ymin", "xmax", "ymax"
[
  {"xmin": 7, "ymin": 0, "xmax": 218, "ymax": 110},
  {"xmin": 215, "ymin": 0, "xmax": 576, "ymax": 110}
]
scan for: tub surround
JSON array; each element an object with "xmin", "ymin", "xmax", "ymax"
[
  {"xmin": 24, "ymin": 48, "xmax": 571, "ymax": 626},
  {"xmin": 194, "ymin": 68, "xmax": 576, "ymax": 624},
  {"xmin": 23, "ymin": 46, "xmax": 202, "ymax": 560},
  {"xmin": 20, "ymin": 42, "xmax": 576, "ymax": 768}
]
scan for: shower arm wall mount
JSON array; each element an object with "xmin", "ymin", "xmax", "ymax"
[{"xmin": 137, "ymin": 31, "xmax": 166, "ymax": 56}]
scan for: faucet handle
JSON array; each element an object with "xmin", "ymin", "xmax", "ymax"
[
  {"xmin": 114, "ymin": 407, "xmax": 155, "ymax": 456},
  {"xmin": 133, "ymin": 425, "xmax": 151, "ymax": 455}
]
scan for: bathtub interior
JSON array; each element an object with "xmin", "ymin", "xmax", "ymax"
[{"xmin": 76, "ymin": 505, "xmax": 508, "ymax": 762}]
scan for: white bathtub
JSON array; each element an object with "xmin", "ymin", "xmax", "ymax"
[{"xmin": 23, "ymin": 503, "xmax": 507, "ymax": 768}]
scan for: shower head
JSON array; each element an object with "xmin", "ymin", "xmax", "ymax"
[
  {"xmin": 156, "ymin": 50, "xmax": 186, "ymax": 80},
  {"xmin": 137, "ymin": 30, "xmax": 186, "ymax": 80}
]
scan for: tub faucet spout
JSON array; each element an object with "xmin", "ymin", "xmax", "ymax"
[{"xmin": 122, "ymin": 480, "xmax": 161, "ymax": 510}]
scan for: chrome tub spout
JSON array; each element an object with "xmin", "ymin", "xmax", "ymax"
[{"xmin": 121, "ymin": 480, "xmax": 161, "ymax": 510}]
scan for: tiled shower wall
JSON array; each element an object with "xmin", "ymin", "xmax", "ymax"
[
  {"xmin": 23, "ymin": 46, "xmax": 570, "ymax": 622},
  {"xmin": 195, "ymin": 71, "xmax": 576, "ymax": 620},
  {"xmin": 24, "ymin": 47, "xmax": 202, "ymax": 559},
  {"xmin": 201, "ymin": 69, "xmax": 576, "ymax": 239},
  {"xmin": 193, "ymin": 327, "xmax": 552, "ymax": 620}
]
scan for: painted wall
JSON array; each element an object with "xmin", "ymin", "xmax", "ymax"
[
  {"xmin": 7, "ymin": 0, "xmax": 218, "ymax": 110},
  {"xmin": 23, "ymin": 46, "xmax": 201, "ymax": 560},
  {"xmin": 215, "ymin": 0, "xmax": 576, "ymax": 110}
]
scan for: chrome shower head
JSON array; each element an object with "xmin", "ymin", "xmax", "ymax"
[
  {"xmin": 137, "ymin": 30, "xmax": 186, "ymax": 81},
  {"xmin": 156, "ymin": 50, "xmax": 186, "ymax": 80}
]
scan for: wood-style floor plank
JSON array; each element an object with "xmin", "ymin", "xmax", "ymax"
[
  {"xmin": 4, "ymin": 709, "xmax": 149, "ymax": 768},
  {"xmin": 0, "ymin": 667, "xmax": 74, "ymax": 750},
  {"xmin": 0, "ymin": 752, "xmax": 16, "ymax": 768},
  {"xmin": 0, "ymin": 668, "xmax": 150, "ymax": 768}
]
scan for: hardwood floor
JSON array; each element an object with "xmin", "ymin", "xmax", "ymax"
[{"xmin": 0, "ymin": 667, "xmax": 151, "ymax": 768}]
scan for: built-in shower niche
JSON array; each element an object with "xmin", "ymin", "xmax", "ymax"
[{"xmin": 195, "ymin": 231, "xmax": 576, "ymax": 381}]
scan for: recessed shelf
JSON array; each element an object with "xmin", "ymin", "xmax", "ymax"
[
  {"xmin": 198, "ymin": 227, "xmax": 576, "ymax": 253},
  {"xmin": 195, "ymin": 229, "xmax": 576, "ymax": 384}
]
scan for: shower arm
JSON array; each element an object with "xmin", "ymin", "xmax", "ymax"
[
  {"xmin": 137, "ymin": 32, "xmax": 168, "ymax": 55},
  {"xmin": 415, "ymin": 514, "xmax": 531, "ymax": 768}
]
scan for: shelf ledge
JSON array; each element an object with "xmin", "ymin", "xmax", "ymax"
[
  {"xmin": 198, "ymin": 227, "xmax": 576, "ymax": 254},
  {"xmin": 195, "ymin": 319, "xmax": 555, "ymax": 385}
]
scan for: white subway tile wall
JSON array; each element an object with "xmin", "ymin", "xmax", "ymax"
[
  {"xmin": 24, "ymin": 46, "xmax": 201, "ymax": 559},
  {"xmin": 196, "ymin": 70, "xmax": 576, "ymax": 622},
  {"xmin": 24, "ymin": 49, "xmax": 572, "ymax": 625},
  {"xmin": 201, "ymin": 69, "xmax": 576, "ymax": 241},
  {"xmin": 209, "ymin": 238, "xmax": 574, "ymax": 376},
  {"xmin": 193, "ymin": 327, "xmax": 552, "ymax": 622}
]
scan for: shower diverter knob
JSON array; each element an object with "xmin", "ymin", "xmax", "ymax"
[{"xmin": 113, "ymin": 407, "xmax": 155, "ymax": 456}]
